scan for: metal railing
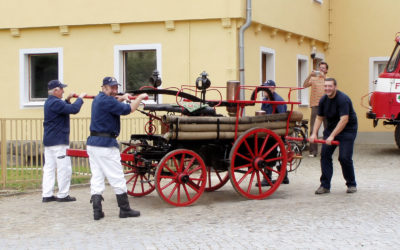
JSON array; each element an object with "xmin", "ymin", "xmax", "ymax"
[{"xmin": 0, "ymin": 116, "xmax": 152, "ymax": 189}]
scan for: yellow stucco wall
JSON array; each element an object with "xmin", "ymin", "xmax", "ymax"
[
  {"xmin": 0, "ymin": 19, "xmax": 240, "ymax": 118},
  {"xmin": 327, "ymin": 0, "xmax": 400, "ymax": 132},
  {"xmin": 0, "ymin": 0, "xmax": 243, "ymax": 28},
  {"xmin": 253, "ymin": 0, "xmax": 329, "ymax": 42}
]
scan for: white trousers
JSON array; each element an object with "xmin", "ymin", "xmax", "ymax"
[
  {"xmin": 42, "ymin": 145, "xmax": 72, "ymax": 198},
  {"xmin": 87, "ymin": 146, "xmax": 127, "ymax": 195}
]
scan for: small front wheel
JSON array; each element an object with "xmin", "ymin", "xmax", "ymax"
[{"xmin": 155, "ymin": 149, "xmax": 207, "ymax": 206}]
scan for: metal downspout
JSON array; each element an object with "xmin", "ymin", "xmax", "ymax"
[{"xmin": 239, "ymin": 0, "xmax": 252, "ymax": 100}]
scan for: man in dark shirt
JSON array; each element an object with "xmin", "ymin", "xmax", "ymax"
[
  {"xmin": 86, "ymin": 76, "xmax": 148, "ymax": 220},
  {"xmin": 310, "ymin": 78, "xmax": 358, "ymax": 194},
  {"xmin": 42, "ymin": 80, "xmax": 86, "ymax": 202}
]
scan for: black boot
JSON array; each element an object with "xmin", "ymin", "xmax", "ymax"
[
  {"xmin": 276, "ymin": 165, "xmax": 289, "ymax": 184},
  {"xmin": 90, "ymin": 194, "xmax": 105, "ymax": 221},
  {"xmin": 116, "ymin": 193, "xmax": 140, "ymax": 218},
  {"xmin": 255, "ymin": 168, "xmax": 272, "ymax": 187}
]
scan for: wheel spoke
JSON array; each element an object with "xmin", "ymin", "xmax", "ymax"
[
  {"xmin": 186, "ymin": 180, "xmax": 200, "ymax": 192},
  {"xmin": 237, "ymin": 168, "xmax": 253, "ymax": 184},
  {"xmin": 140, "ymin": 175, "xmax": 145, "ymax": 193},
  {"xmin": 183, "ymin": 156, "xmax": 196, "ymax": 173},
  {"xmin": 179, "ymin": 153, "xmax": 186, "ymax": 172},
  {"xmin": 143, "ymin": 175, "xmax": 154, "ymax": 189},
  {"xmin": 126, "ymin": 173, "xmax": 137, "ymax": 184},
  {"xmin": 259, "ymin": 134, "xmax": 270, "ymax": 156},
  {"xmin": 244, "ymin": 140, "xmax": 255, "ymax": 158},
  {"xmin": 246, "ymin": 171, "xmax": 256, "ymax": 193},
  {"xmin": 187, "ymin": 165, "xmax": 202, "ymax": 175},
  {"xmin": 172, "ymin": 156, "xmax": 180, "ymax": 173},
  {"xmin": 254, "ymin": 133, "xmax": 258, "ymax": 156},
  {"xmin": 233, "ymin": 162, "xmax": 252, "ymax": 170},
  {"xmin": 261, "ymin": 142, "xmax": 279, "ymax": 159},
  {"xmin": 256, "ymin": 171, "xmax": 262, "ymax": 194},
  {"xmin": 177, "ymin": 184, "xmax": 181, "ymax": 203},
  {"xmin": 235, "ymin": 152, "xmax": 252, "ymax": 162},
  {"xmin": 215, "ymin": 171, "xmax": 223, "ymax": 182},
  {"xmin": 163, "ymin": 164, "xmax": 177, "ymax": 177},
  {"xmin": 260, "ymin": 170, "xmax": 274, "ymax": 186},
  {"xmin": 183, "ymin": 184, "xmax": 191, "ymax": 200},
  {"xmin": 264, "ymin": 156, "xmax": 284, "ymax": 163},
  {"xmin": 161, "ymin": 179, "xmax": 176, "ymax": 191},
  {"xmin": 159, "ymin": 175, "xmax": 176, "ymax": 179},
  {"xmin": 132, "ymin": 174, "xmax": 139, "ymax": 192},
  {"xmin": 168, "ymin": 183, "xmax": 178, "ymax": 199}
]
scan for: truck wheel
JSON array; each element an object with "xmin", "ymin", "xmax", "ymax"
[{"xmin": 395, "ymin": 125, "xmax": 400, "ymax": 149}]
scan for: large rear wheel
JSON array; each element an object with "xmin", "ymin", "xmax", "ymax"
[{"xmin": 229, "ymin": 128, "xmax": 287, "ymax": 199}]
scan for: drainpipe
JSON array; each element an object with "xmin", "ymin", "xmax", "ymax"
[{"xmin": 239, "ymin": 0, "xmax": 252, "ymax": 100}]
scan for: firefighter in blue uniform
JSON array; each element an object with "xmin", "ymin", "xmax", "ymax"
[
  {"xmin": 42, "ymin": 80, "xmax": 86, "ymax": 202},
  {"xmin": 257, "ymin": 80, "xmax": 289, "ymax": 186},
  {"xmin": 86, "ymin": 76, "xmax": 148, "ymax": 220}
]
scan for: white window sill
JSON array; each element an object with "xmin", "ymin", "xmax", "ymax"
[{"xmin": 21, "ymin": 101, "xmax": 45, "ymax": 108}]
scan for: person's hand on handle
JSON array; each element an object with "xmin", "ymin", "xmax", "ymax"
[
  {"xmin": 325, "ymin": 135, "xmax": 335, "ymax": 145},
  {"xmin": 309, "ymin": 133, "xmax": 317, "ymax": 143},
  {"xmin": 66, "ymin": 93, "xmax": 75, "ymax": 102}
]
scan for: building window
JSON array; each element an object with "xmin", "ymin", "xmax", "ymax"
[
  {"xmin": 19, "ymin": 48, "xmax": 63, "ymax": 108},
  {"xmin": 369, "ymin": 57, "xmax": 389, "ymax": 92},
  {"xmin": 124, "ymin": 50, "xmax": 157, "ymax": 92},
  {"xmin": 297, "ymin": 55, "xmax": 309, "ymax": 106},
  {"xmin": 114, "ymin": 44, "xmax": 162, "ymax": 103},
  {"xmin": 260, "ymin": 47, "xmax": 275, "ymax": 84}
]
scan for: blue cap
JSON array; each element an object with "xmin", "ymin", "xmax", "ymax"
[
  {"xmin": 263, "ymin": 80, "xmax": 276, "ymax": 87},
  {"xmin": 48, "ymin": 80, "xmax": 67, "ymax": 90},
  {"xmin": 102, "ymin": 77, "xmax": 120, "ymax": 86}
]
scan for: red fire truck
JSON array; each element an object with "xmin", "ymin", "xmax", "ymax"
[{"xmin": 366, "ymin": 33, "xmax": 400, "ymax": 147}]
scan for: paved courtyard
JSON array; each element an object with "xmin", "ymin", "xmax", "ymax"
[{"xmin": 0, "ymin": 144, "xmax": 399, "ymax": 249}]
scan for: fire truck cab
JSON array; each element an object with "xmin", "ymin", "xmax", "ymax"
[{"xmin": 367, "ymin": 33, "xmax": 400, "ymax": 147}]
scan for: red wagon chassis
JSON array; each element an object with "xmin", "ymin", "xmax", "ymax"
[{"xmin": 67, "ymin": 84, "xmax": 337, "ymax": 206}]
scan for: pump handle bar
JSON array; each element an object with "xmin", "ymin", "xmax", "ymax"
[
  {"xmin": 286, "ymin": 136, "xmax": 340, "ymax": 146},
  {"xmin": 72, "ymin": 94, "xmax": 148, "ymax": 101}
]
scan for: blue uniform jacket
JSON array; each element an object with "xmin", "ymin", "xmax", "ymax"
[
  {"xmin": 86, "ymin": 92, "xmax": 131, "ymax": 148},
  {"xmin": 43, "ymin": 95, "xmax": 83, "ymax": 146},
  {"xmin": 261, "ymin": 92, "xmax": 287, "ymax": 114}
]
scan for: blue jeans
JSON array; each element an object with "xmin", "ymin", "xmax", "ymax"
[{"xmin": 320, "ymin": 130, "xmax": 357, "ymax": 189}]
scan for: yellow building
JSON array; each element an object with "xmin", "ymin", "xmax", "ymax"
[{"xmin": 0, "ymin": 0, "xmax": 399, "ymax": 143}]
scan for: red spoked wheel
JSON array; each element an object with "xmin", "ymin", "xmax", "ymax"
[
  {"xmin": 155, "ymin": 149, "xmax": 207, "ymax": 206},
  {"xmin": 204, "ymin": 167, "xmax": 229, "ymax": 192},
  {"xmin": 229, "ymin": 128, "xmax": 287, "ymax": 199},
  {"xmin": 284, "ymin": 141, "xmax": 302, "ymax": 172},
  {"xmin": 122, "ymin": 145, "xmax": 156, "ymax": 197}
]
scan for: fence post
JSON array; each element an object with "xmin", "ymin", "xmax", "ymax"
[{"xmin": 1, "ymin": 119, "xmax": 6, "ymax": 188}]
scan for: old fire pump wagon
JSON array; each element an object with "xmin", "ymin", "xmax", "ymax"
[
  {"xmin": 365, "ymin": 33, "xmax": 400, "ymax": 148},
  {"xmin": 68, "ymin": 72, "xmax": 335, "ymax": 207}
]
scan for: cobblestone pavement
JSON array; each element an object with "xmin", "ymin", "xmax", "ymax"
[{"xmin": 0, "ymin": 144, "xmax": 400, "ymax": 249}]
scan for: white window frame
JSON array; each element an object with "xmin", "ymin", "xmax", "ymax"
[
  {"xmin": 114, "ymin": 44, "xmax": 162, "ymax": 104},
  {"xmin": 297, "ymin": 54, "xmax": 309, "ymax": 106},
  {"xmin": 260, "ymin": 47, "xmax": 276, "ymax": 84},
  {"xmin": 369, "ymin": 57, "xmax": 389, "ymax": 92},
  {"xmin": 19, "ymin": 48, "xmax": 63, "ymax": 108}
]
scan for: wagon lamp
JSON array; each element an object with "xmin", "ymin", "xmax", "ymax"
[
  {"xmin": 149, "ymin": 69, "xmax": 162, "ymax": 103},
  {"xmin": 195, "ymin": 71, "xmax": 211, "ymax": 103}
]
